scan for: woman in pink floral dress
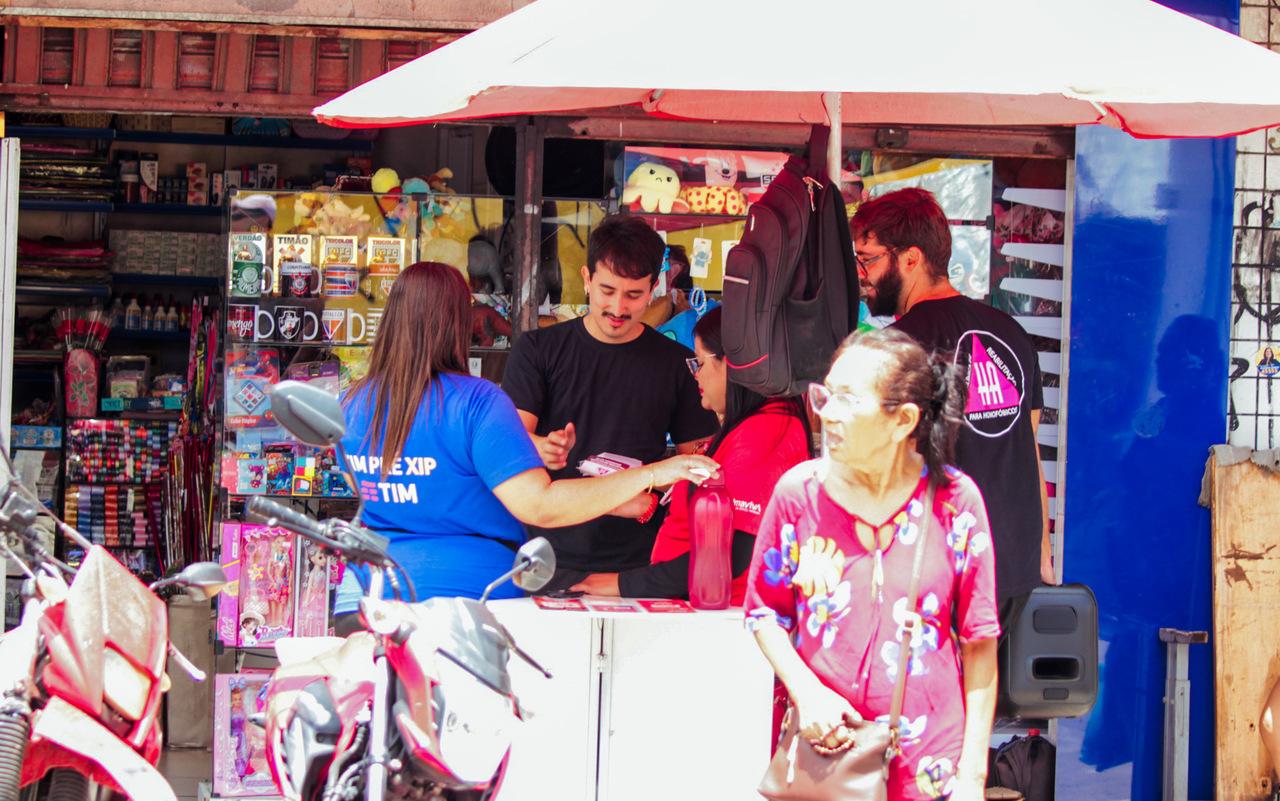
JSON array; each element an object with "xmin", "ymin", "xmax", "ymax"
[{"xmin": 745, "ymin": 328, "xmax": 1000, "ymax": 801}]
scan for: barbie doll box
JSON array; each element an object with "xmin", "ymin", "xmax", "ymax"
[{"xmin": 213, "ymin": 671, "xmax": 276, "ymax": 797}]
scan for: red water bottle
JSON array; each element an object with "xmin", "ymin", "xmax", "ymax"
[{"xmin": 688, "ymin": 473, "xmax": 733, "ymax": 609}]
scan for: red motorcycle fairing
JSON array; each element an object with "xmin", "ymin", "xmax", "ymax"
[
  {"xmin": 36, "ymin": 546, "xmax": 168, "ymax": 755},
  {"xmin": 383, "ymin": 600, "xmax": 521, "ymax": 788},
  {"xmin": 20, "ymin": 696, "xmax": 176, "ymax": 800},
  {"xmin": 265, "ymin": 633, "xmax": 378, "ymax": 800}
]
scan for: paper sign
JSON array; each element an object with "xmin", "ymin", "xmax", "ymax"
[
  {"xmin": 533, "ymin": 596, "xmax": 588, "ymax": 611},
  {"xmin": 367, "ymin": 237, "xmax": 406, "ymax": 272},
  {"xmin": 586, "ymin": 600, "xmax": 642, "ymax": 613},
  {"xmin": 468, "ymin": 357, "xmax": 483, "ymax": 377},
  {"xmin": 273, "ymin": 234, "xmax": 314, "ymax": 294},
  {"xmin": 637, "ymin": 599, "xmax": 695, "ymax": 613},
  {"xmin": 721, "ymin": 239, "xmax": 740, "ymax": 268},
  {"xmin": 690, "ymin": 237, "xmax": 713, "ymax": 279},
  {"xmin": 321, "ymin": 236, "xmax": 358, "ymax": 267}
]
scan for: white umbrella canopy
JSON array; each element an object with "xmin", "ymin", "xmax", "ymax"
[{"xmin": 314, "ymin": 0, "xmax": 1280, "ymax": 138}]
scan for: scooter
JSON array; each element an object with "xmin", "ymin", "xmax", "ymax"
[
  {"xmin": 245, "ymin": 380, "xmax": 556, "ymax": 801},
  {"xmin": 0, "ymin": 443, "xmax": 228, "ymax": 801}
]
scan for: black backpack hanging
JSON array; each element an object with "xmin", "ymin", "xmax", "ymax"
[{"xmin": 721, "ymin": 125, "xmax": 858, "ymax": 397}]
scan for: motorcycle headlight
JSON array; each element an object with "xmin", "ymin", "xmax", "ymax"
[
  {"xmin": 280, "ymin": 680, "xmax": 341, "ymax": 798},
  {"xmin": 103, "ymin": 648, "xmax": 152, "ymax": 721}
]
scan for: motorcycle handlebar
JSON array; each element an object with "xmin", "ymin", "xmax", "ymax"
[
  {"xmin": 246, "ymin": 497, "xmax": 328, "ymax": 542},
  {"xmin": 244, "ymin": 497, "xmax": 392, "ymax": 568}
]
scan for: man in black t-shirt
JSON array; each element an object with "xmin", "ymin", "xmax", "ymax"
[
  {"xmin": 502, "ymin": 215, "xmax": 718, "ymax": 589},
  {"xmin": 849, "ymin": 187, "xmax": 1054, "ymax": 619}
]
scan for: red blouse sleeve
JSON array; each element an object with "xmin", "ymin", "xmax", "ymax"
[
  {"xmin": 742, "ymin": 469, "xmax": 804, "ymax": 634},
  {"xmin": 945, "ymin": 473, "xmax": 1002, "ymax": 643}
]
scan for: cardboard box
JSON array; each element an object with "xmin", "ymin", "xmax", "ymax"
[{"xmin": 256, "ymin": 163, "xmax": 277, "ymax": 190}]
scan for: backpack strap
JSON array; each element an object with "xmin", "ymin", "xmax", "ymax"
[
  {"xmin": 887, "ymin": 481, "xmax": 935, "ymax": 752},
  {"xmin": 805, "ymin": 124, "xmax": 831, "ymax": 181}
]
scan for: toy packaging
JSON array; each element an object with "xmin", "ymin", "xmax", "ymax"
[
  {"xmin": 217, "ymin": 522, "xmax": 242, "ymax": 647},
  {"xmin": 225, "ymin": 348, "xmax": 280, "ymax": 429},
  {"xmin": 237, "ymin": 524, "xmax": 296, "ymax": 646},
  {"xmin": 213, "ymin": 671, "xmax": 275, "ymax": 797},
  {"xmin": 264, "ymin": 444, "xmax": 294, "ymax": 497},
  {"xmin": 293, "ymin": 539, "xmax": 333, "ymax": 638}
]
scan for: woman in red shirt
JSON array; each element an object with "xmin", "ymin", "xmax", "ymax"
[{"xmin": 571, "ymin": 307, "xmax": 811, "ymax": 602}]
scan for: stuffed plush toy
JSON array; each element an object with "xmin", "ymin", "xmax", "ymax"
[
  {"xmin": 622, "ymin": 162, "xmax": 682, "ymax": 213},
  {"xmin": 425, "ymin": 168, "xmax": 455, "ymax": 194},
  {"xmin": 371, "ymin": 168, "xmax": 400, "ymax": 194},
  {"xmin": 467, "ymin": 236, "xmax": 505, "ymax": 294},
  {"xmin": 471, "ymin": 302, "xmax": 513, "ymax": 347},
  {"xmin": 678, "ymin": 184, "xmax": 748, "ymax": 215}
]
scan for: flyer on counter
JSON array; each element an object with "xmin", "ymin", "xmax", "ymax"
[
  {"xmin": 585, "ymin": 600, "xmax": 642, "ymax": 613},
  {"xmin": 321, "ymin": 235, "xmax": 359, "ymax": 267},
  {"xmin": 637, "ymin": 598, "xmax": 695, "ymax": 613},
  {"xmin": 532, "ymin": 596, "xmax": 588, "ymax": 611}
]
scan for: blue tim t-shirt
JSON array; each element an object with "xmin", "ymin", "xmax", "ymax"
[{"xmin": 341, "ymin": 373, "xmax": 542, "ymax": 544}]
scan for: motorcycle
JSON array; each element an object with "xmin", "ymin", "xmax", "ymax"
[
  {"xmin": 245, "ymin": 380, "xmax": 556, "ymax": 801},
  {"xmin": 0, "ymin": 442, "xmax": 227, "ymax": 801}
]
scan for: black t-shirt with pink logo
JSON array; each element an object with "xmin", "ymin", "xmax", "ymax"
[{"xmin": 893, "ymin": 296, "xmax": 1045, "ymax": 602}]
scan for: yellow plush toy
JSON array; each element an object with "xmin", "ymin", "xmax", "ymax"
[
  {"xmin": 678, "ymin": 184, "xmax": 748, "ymax": 215},
  {"xmin": 622, "ymin": 162, "xmax": 681, "ymax": 213}
]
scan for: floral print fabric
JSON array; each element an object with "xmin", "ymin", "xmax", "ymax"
[{"xmin": 744, "ymin": 461, "xmax": 1001, "ymax": 800}]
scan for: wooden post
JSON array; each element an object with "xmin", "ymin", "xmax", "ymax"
[
  {"xmin": 822, "ymin": 91, "xmax": 841, "ymax": 188},
  {"xmin": 1208, "ymin": 451, "xmax": 1280, "ymax": 800},
  {"xmin": 511, "ymin": 119, "xmax": 545, "ymax": 337}
]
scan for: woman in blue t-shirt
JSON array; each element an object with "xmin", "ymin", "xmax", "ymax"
[{"xmin": 333, "ymin": 261, "xmax": 719, "ymax": 616}]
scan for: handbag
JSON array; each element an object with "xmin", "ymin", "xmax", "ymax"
[{"xmin": 758, "ymin": 484, "xmax": 935, "ymax": 801}]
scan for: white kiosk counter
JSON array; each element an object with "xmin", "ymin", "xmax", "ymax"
[{"xmin": 489, "ymin": 597, "xmax": 775, "ymax": 801}]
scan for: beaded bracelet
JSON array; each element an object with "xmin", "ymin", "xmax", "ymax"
[{"xmin": 636, "ymin": 492, "xmax": 660, "ymax": 525}]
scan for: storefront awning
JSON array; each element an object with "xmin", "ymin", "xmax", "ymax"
[{"xmin": 313, "ymin": 0, "xmax": 1280, "ymax": 140}]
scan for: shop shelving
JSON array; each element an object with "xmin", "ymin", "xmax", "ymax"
[
  {"xmin": 108, "ymin": 327, "xmax": 193, "ymax": 344},
  {"xmin": 111, "ymin": 272, "xmax": 222, "ymax": 288},
  {"xmin": 8, "ymin": 125, "xmax": 374, "ymax": 152},
  {"xmin": 15, "ymin": 282, "xmax": 111, "ymax": 301},
  {"xmin": 19, "ymin": 199, "xmax": 222, "ymax": 216}
]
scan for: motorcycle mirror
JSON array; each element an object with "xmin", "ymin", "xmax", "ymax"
[
  {"xmin": 268, "ymin": 381, "xmax": 346, "ymax": 448},
  {"xmin": 151, "ymin": 562, "xmax": 228, "ymax": 600},
  {"xmin": 512, "ymin": 537, "xmax": 556, "ymax": 593}
]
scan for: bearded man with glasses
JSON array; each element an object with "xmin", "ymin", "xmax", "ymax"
[{"xmin": 850, "ymin": 187, "xmax": 1055, "ymax": 641}]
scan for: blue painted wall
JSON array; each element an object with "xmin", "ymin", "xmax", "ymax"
[{"xmin": 1061, "ymin": 2, "xmax": 1236, "ymax": 797}]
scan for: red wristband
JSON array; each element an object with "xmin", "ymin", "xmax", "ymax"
[{"xmin": 636, "ymin": 492, "xmax": 660, "ymax": 524}]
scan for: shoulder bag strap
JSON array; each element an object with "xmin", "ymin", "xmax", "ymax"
[{"xmin": 887, "ymin": 481, "xmax": 935, "ymax": 752}]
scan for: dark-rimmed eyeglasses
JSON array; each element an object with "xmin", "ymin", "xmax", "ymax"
[{"xmin": 854, "ymin": 248, "xmax": 897, "ymax": 276}]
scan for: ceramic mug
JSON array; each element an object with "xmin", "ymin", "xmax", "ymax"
[
  {"xmin": 321, "ymin": 308, "xmax": 347, "ymax": 343},
  {"xmin": 275, "ymin": 305, "xmax": 304, "ymax": 342},
  {"xmin": 231, "ymin": 260, "xmax": 272, "ymax": 298},
  {"xmin": 366, "ymin": 306, "xmax": 385, "ymax": 342},
  {"xmin": 322, "ymin": 264, "xmax": 359, "ymax": 298},
  {"xmin": 253, "ymin": 306, "xmax": 275, "ymax": 341},
  {"xmin": 299, "ymin": 308, "xmax": 320, "ymax": 342},
  {"xmin": 228, "ymin": 304, "xmax": 255, "ymax": 342},
  {"xmin": 281, "ymin": 261, "xmax": 322, "ymax": 299},
  {"xmin": 346, "ymin": 309, "xmax": 367, "ymax": 344}
]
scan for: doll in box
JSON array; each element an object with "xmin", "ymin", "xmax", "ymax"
[
  {"xmin": 239, "ymin": 526, "xmax": 295, "ymax": 642},
  {"xmin": 294, "ymin": 541, "xmax": 331, "ymax": 637},
  {"xmin": 265, "ymin": 535, "xmax": 293, "ymax": 629},
  {"xmin": 214, "ymin": 672, "xmax": 275, "ymax": 797}
]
